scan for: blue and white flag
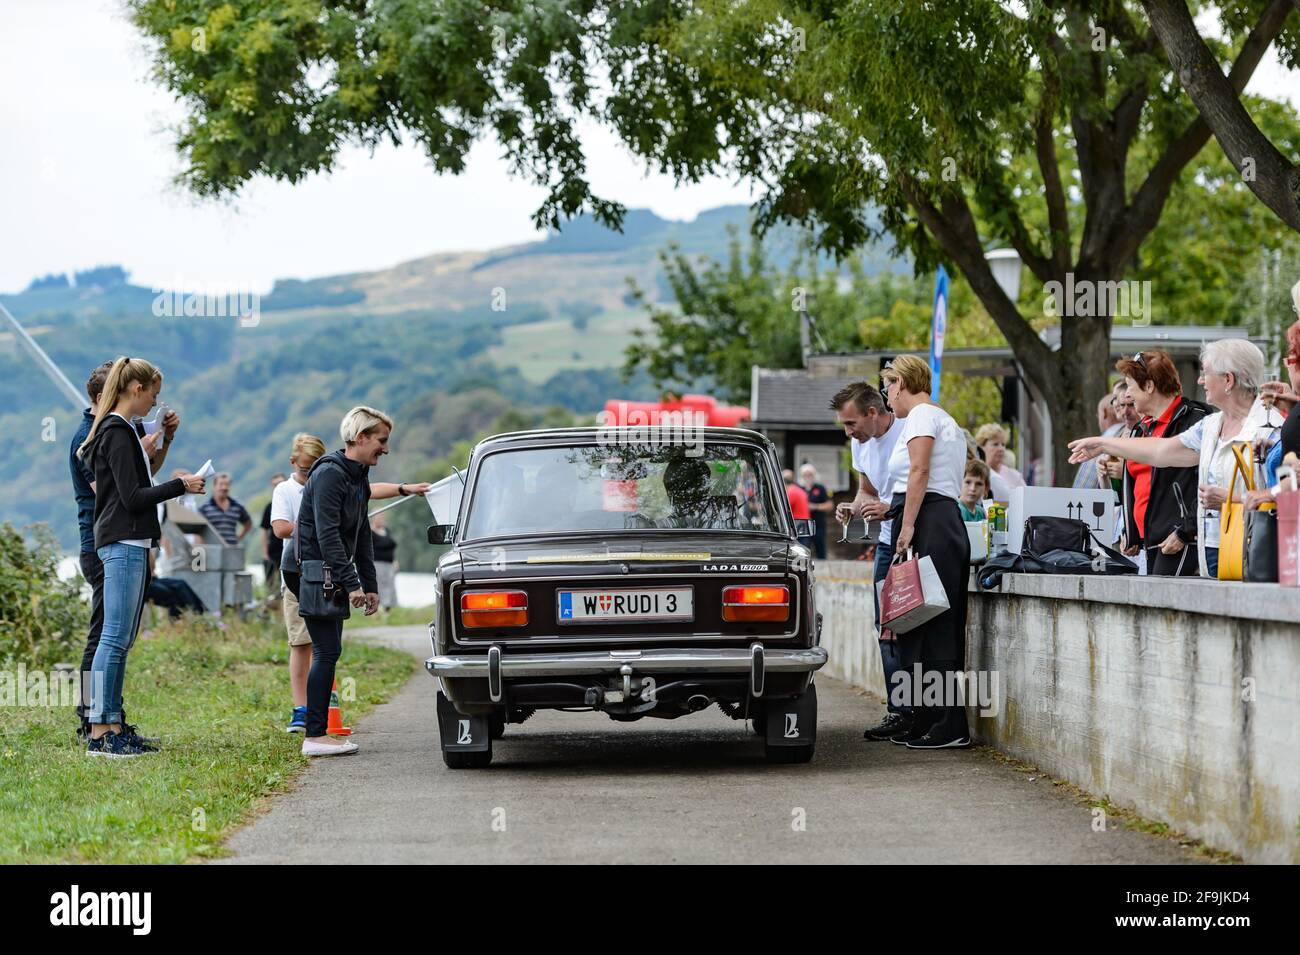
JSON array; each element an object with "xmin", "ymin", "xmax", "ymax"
[{"xmin": 929, "ymin": 264, "xmax": 949, "ymax": 401}]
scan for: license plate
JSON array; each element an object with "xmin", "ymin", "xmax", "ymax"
[{"xmin": 557, "ymin": 587, "xmax": 694, "ymax": 624}]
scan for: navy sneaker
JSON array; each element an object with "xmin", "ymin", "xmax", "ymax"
[
  {"xmin": 121, "ymin": 723, "xmax": 162, "ymax": 753},
  {"xmin": 286, "ymin": 706, "xmax": 308, "ymax": 734},
  {"xmin": 86, "ymin": 731, "xmax": 145, "ymax": 759}
]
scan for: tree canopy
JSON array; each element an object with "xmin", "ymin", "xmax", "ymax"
[{"xmin": 129, "ymin": 0, "xmax": 1300, "ymax": 478}]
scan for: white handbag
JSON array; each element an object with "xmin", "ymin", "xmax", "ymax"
[{"xmin": 875, "ymin": 549, "xmax": 952, "ymax": 634}]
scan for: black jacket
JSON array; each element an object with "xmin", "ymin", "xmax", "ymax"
[
  {"xmin": 1122, "ymin": 396, "xmax": 1212, "ymax": 548},
  {"xmin": 80, "ymin": 413, "xmax": 184, "ymax": 549},
  {"xmin": 295, "ymin": 450, "xmax": 376, "ymax": 595}
]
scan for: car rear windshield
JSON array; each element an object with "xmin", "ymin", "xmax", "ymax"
[{"xmin": 463, "ymin": 443, "xmax": 786, "ymax": 539}]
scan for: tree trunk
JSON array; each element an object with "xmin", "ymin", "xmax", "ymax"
[{"xmin": 1052, "ymin": 311, "xmax": 1114, "ymax": 485}]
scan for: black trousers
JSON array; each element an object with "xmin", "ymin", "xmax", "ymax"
[
  {"xmin": 303, "ymin": 615, "xmax": 343, "ymax": 737},
  {"xmin": 890, "ymin": 492, "xmax": 970, "ymax": 737},
  {"xmin": 1145, "ymin": 543, "xmax": 1198, "ymax": 576},
  {"xmin": 77, "ymin": 551, "xmax": 105, "ymax": 721}
]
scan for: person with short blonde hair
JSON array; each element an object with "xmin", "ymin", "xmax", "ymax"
[
  {"xmin": 341, "ymin": 405, "xmax": 394, "ymax": 445},
  {"xmin": 877, "ymin": 357, "xmax": 972, "ymax": 748},
  {"xmin": 879, "ymin": 354, "xmax": 930, "ymax": 397}
]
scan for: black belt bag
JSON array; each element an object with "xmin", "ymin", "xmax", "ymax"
[{"xmin": 295, "ymin": 515, "xmax": 361, "ymax": 620}]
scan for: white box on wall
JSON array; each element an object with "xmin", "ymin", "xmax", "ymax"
[{"xmin": 1007, "ymin": 485, "xmax": 1116, "ymax": 554}]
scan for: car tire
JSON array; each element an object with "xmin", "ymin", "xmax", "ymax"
[
  {"xmin": 442, "ymin": 746, "xmax": 493, "ymax": 769},
  {"xmin": 750, "ymin": 710, "xmax": 766, "ymax": 736},
  {"xmin": 489, "ymin": 711, "xmax": 506, "ymax": 740}
]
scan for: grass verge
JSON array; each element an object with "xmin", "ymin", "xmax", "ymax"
[
  {"xmin": 0, "ymin": 614, "xmax": 413, "ymax": 863},
  {"xmin": 344, "ymin": 604, "xmax": 435, "ymax": 629}
]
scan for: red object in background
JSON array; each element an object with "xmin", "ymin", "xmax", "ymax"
[
  {"xmin": 786, "ymin": 482, "xmax": 811, "ymax": 520},
  {"xmin": 602, "ymin": 394, "xmax": 751, "ymax": 428}
]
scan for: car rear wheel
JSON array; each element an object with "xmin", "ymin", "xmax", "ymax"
[{"xmin": 489, "ymin": 711, "xmax": 506, "ymax": 740}]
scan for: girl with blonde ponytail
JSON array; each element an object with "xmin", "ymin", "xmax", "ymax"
[{"xmin": 79, "ymin": 357, "xmax": 206, "ymax": 758}]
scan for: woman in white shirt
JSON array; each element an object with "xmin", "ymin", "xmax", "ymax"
[
  {"xmin": 1069, "ymin": 338, "xmax": 1282, "ymax": 578},
  {"xmin": 879, "ymin": 355, "xmax": 972, "ymax": 749}
]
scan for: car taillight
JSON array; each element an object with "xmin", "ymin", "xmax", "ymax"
[
  {"xmin": 721, "ymin": 585, "xmax": 790, "ymax": 622},
  {"xmin": 460, "ymin": 590, "xmax": 528, "ymax": 628}
]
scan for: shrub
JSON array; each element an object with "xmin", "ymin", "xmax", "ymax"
[{"xmin": 0, "ymin": 523, "xmax": 87, "ymax": 668}]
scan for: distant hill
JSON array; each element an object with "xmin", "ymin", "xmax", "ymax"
[{"xmin": 1, "ymin": 204, "xmax": 902, "ymax": 551}]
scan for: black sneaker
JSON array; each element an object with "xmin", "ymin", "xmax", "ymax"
[
  {"xmin": 890, "ymin": 721, "xmax": 937, "ymax": 745},
  {"xmin": 86, "ymin": 731, "xmax": 145, "ymax": 759},
  {"xmin": 121, "ymin": 724, "xmax": 162, "ymax": 753},
  {"xmin": 863, "ymin": 713, "xmax": 911, "ymax": 741},
  {"xmin": 905, "ymin": 730, "xmax": 972, "ymax": 750}
]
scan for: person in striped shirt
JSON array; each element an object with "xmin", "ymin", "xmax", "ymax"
[{"xmin": 199, "ymin": 473, "xmax": 252, "ymax": 545}]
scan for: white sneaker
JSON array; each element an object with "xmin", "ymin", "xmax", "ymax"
[{"xmin": 301, "ymin": 739, "xmax": 359, "ymax": 757}]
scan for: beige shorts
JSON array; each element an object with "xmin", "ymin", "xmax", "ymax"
[{"xmin": 282, "ymin": 584, "xmax": 311, "ymax": 646}]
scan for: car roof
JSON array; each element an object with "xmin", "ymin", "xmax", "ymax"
[{"xmin": 472, "ymin": 426, "xmax": 775, "ymax": 453}]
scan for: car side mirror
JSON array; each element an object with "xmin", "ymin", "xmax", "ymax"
[
  {"xmin": 427, "ymin": 524, "xmax": 455, "ymax": 545},
  {"xmin": 793, "ymin": 519, "xmax": 816, "ymax": 538}
]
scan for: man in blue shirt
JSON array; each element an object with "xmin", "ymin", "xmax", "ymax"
[{"xmin": 70, "ymin": 360, "xmax": 180, "ymax": 737}]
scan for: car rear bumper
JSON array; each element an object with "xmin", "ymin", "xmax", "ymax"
[{"xmin": 425, "ymin": 646, "xmax": 827, "ymax": 680}]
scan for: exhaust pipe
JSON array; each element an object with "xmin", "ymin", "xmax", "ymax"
[{"xmin": 686, "ymin": 694, "xmax": 712, "ymax": 712}]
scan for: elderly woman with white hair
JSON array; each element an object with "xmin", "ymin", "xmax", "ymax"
[
  {"xmin": 798, "ymin": 463, "xmax": 833, "ymax": 559},
  {"xmin": 293, "ymin": 405, "xmax": 393, "ymax": 756},
  {"xmin": 1069, "ymin": 339, "xmax": 1284, "ymax": 578}
]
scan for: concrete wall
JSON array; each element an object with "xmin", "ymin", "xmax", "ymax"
[{"xmin": 815, "ymin": 560, "xmax": 1300, "ymax": 864}]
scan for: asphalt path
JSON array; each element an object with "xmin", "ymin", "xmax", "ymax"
[{"xmin": 219, "ymin": 626, "xmax": 1205, "ymax": 864}]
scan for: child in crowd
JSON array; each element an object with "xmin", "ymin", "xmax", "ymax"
[{"xmin": 959, "ymin": 458, "xmax": 989, "ymax": 522}]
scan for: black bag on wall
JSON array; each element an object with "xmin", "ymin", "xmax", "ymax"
[{"xmin": 1022, "ymin": 516, "xmax": 1092, "ymax": 557}]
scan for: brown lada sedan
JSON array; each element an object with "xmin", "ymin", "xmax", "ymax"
[{"xmin": 425, "ymin": 426, "xmax": 827, "ymax": 767}]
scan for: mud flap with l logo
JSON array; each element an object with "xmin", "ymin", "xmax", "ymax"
[
  {"xmin": 764, "ymin": 682, "xmax": 818, "ymax": 748},
  {"xmin": 437, "ymin": 691, "xmax": 491, "ymax": 753}
]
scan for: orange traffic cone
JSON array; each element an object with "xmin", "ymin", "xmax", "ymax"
[{"xmin": 327, "ymin": 679, "xmax": 352, "ymax": 736}]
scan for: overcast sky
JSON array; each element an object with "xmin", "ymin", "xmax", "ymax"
[{"xmin": 1, "ymin": 0, "xmax": 1295, "ymax": 296}]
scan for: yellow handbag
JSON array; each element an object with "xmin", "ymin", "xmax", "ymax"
[{"xmin": 1216, "ymin": 443, "xmax": 1255, "ymax": 581}]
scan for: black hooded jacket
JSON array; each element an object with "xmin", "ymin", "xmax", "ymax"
[
  {"xmin": 295, "ymin": 450, "xmax": 376, "ymax": 595},
  {"xmin": 79, "ymin": 413, "xmax": 185, "ymax": 549},
  {"xmin": 1121, "ymin": 396, "xmax": 1213, "ymax": 548}
]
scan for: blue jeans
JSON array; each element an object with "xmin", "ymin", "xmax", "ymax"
[
  {"xmin": 88, "ymin": 543, "xmax": 149, "ymax": 725},
  {"xmin": 1204, "ymin": 546, "xmax": 1219, "ymax": 579},
  {"xmin": 872, "ymin": 538, "xmax": 904, "ymax": 713}
]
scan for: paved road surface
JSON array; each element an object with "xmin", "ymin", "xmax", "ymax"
[{"xmin": 220, "ymin": 626, "xmax": 1204, "ymax": 864}]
